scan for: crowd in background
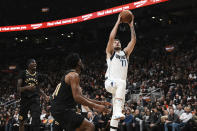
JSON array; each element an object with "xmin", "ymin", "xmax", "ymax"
[{"xmin": 0, "ymin": 34, "xmax": 197, "ymax": 131}]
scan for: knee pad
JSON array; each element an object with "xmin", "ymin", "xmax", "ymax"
[{"xmin": 105, "ymin": 79, "xmax": 117, "ymax": 94}]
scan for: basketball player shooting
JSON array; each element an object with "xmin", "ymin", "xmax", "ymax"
[{"xmin": 105, "ymin": 11, "xmax": 136, "ymax": 131}]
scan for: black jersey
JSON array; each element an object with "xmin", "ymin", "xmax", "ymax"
[
  {"xmin": 18, "ymin": 70, "xmax": 40, "ymax": 98},
  {"xmin": 51, "ymin": 70, "xmax": 77, "ymax": 112}
]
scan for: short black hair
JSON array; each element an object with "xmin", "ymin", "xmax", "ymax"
[
  {"xmin": 65, "ymin": 53, "xmax": 80, "ymax": 69},
  {"xmin": 114, "ymin": 38, "xmax": 120, "ymax": 42},
  {"xmin": 114, "ymin": 38, "xmax": 121, "ymax": 44},
  {"xmin": 26, "ymin": 59, "xmax": 36, "ymax": 67}
]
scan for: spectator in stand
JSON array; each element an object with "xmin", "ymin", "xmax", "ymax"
[
  {"xmin": 175, "ymin": 104, "xmax": 185, "ymax": 117},
  {"xmin": 121, "ymin": 108, "xmax": 133, "ymax": 131},
  {"xmin": 147, "ymin": 107, "xmax": 161, "ymax": 131},
  {"xmin": 161, "ymin": 110, "xmax": 169, "ymax": 123},
  {"xmin": 156, "ymin": 102, "xmax": 163, "ymax": 113},
  {"xmin": 181, "ymin": 95, "xmax": 188, "ymax": 106},
  {"xmin": 174, "ymin": 94, "xmax": 181, "ymax": 106},
  {"xmin": 192, "ymin": 109, "xmax": 197, "ymax": 128},
  {"xmin": 81, "ymin": 105, "xmax": 91, "ymax": 118},
  {"xmin": 164, "ymin": 108, "xmax": 180, "ymax": 131},
  {"xmin": 0, "ymin": 113, "xmax": 6, "ymax": 131},
  {"xmin": 179, "ymin": 107, "xmax": 193, "ymax": 127},
  {"xmin": 136, "ymin": 100, "xmax": 144, "ymax": 112},
  {"xmin": 98, "ymin": 111, "xmax": 110, "ymax": 131},
  {"xmin": 144, "ymin": 109, "xmax": 151, "ymax": 130},
  {"xmin": 13, "ymin": 109, "xmax": 20, "ymax": 130},
  {"xmin": 87, "ymin": 111, "xmax": 94, "ymax": 123},
  {"xmin": 92, "ymin": 111, "xmax": 100, "ymax": 131},
  {"xmin": 133, "ymin": 109, "xmax": 143, "ymax": 131}
]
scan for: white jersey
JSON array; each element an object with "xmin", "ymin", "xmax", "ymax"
[{"xmin": 105, "ymin": 51, "xmax": 128, "ymax": 80}]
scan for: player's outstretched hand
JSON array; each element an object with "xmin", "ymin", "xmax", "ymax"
[
  {"xmin": 117, "ymin": 13, "xmax": 122, "ymax": 24},
  {"xmin": 102, "ymin": 101, "xmax": 112, "ymax": 106},
  {"xmin": 95, "ymin": 104, "xmax": 110, "ymax": 113}
]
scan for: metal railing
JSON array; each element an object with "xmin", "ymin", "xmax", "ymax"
[
  {"xmin": 0, "ymin": 99, "xmax": 17, "ymax": 106},
  {"xmin": 129, "ymin": 88, "xmax": 163, "ymax": 102}
]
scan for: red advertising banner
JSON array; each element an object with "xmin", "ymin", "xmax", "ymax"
[{"xmin": 0, "ymin": 0, "xmax": 168, "ymax": 32}]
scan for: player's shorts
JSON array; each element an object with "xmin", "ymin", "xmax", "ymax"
[
  {"xmin": 19, "ymin": 97, "xmax": 41, "ymax": 122},
  {"xmin": 51, "ymin": 109, "xmax": 84, "ymax": 131},
  {"xmin": 105, "ymin": 77, "xmax": 126, "ymax": 94},
  {"xmin": 105, "ymin": 77, "xmax": 117, "ymax": 94}
]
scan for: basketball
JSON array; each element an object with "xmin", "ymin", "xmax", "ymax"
[{"xmin": 120, "ymin": 10, "xmax": 133, "ymax": 23}]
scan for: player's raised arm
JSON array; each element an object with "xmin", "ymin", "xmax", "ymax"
[
  {"xmin": 69, "ymin": 72, "xmax": 108, "ymax": 113},
  {"xmin": 106, "ymin": 14, "xmax": 121, "ymax": 58},
  {"xmin": 123, "ymin": 14, "xmax": 136, "ymax": 58},
  {"xmin": 83, "ymin": 96, "xmax": 112, "ymax": 106}
]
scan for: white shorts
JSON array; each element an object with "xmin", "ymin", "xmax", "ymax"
[{"xmin": 105, "ymin": 78, "xmax": 126, "ymax": 94}]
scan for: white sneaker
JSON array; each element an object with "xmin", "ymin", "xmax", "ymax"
[{"xmin": 113, "ymin": 113, "xmax": 125, "ymax": 120}]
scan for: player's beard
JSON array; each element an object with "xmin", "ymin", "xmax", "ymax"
[
  {"xmin": 114, "ymin": 47, "xmax": 121, "ymax": 51},
  {"xmin": 29, "ymin": 66, "xmax": 36, "ymax": 73},
  {"xmin": 32, "ymin": 68, "xmax": 36, "ymax": 72}
]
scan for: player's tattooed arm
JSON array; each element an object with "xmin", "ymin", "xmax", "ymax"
[{"xmin": 124, "ymin": 14, "xmax": 136, "ymax": 58}]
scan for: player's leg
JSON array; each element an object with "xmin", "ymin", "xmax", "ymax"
[
  {"xmin": 110, "ymin": 93, "xmax": 120, "ymax": 131},
  {"xmin": 31, "ymin": 111, "xmax": 41, "ymax": 131},
  {"xmin": 30, "ymin": 97, "xmax": 41, "ymax": 131},
  {"xmin": 67, "ymin": 109, "xmax": 94, "ymax": 131},
  {"xmin": 105, "ymin": 78, "xmax": 120, "ymax": 128},
  {"xmin": 19, "ymin": 99, "xmax": 29, "ymax": 131},
  {"xmin": 105, "ymin": 78, "xmax": 117, "ymax": 94},
  {"xmin": 121, "ymin": 93, "xmax": 125, "ymax": 111},
  {"xmin": 51, "ymin": 111, "xmax": 64, "ymax": 131},
  {"xmin": 105, "ymin": 79, "xmax": 119, "ymax": 130},
  {"xmin": 53, "ymin": 109, "xmax": 94, "ymax": 131},
  {"xmin": 76, "ymin": 118, "xmax": 95, "ymax": 131},
  {"xmin": 113, "ymin": 80, "xmax": 126, "ymax": 120}
]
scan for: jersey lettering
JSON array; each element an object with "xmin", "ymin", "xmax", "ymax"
[{"xmin": 120, "ymin": 59, "xmax": 127, "ymax": 67}]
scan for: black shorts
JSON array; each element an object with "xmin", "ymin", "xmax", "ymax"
[
  {"xmin": 19, "ymin": 97, "xmax": 41, "ymax": 122},
  {"xmin": 52, "ymin": 109, "xmax": 84, "ymax": 131}
]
